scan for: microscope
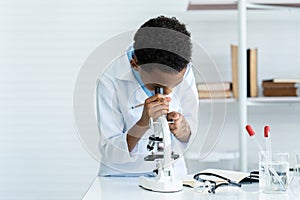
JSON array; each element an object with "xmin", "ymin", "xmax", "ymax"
[{"xmin": 139, "ymin": 87, "xmax": 183, "ymax": 192}]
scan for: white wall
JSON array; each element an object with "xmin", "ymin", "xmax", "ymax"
[
  {"xmin": 0, "ymin": 0, "xmax": 189, "ymax": 199},
  {"xmin": 1, "ymin": 1, "xmax": 300, "ymax": 199}
]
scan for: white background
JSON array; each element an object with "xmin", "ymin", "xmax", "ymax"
[{"xmin": 1, "ymin": 0, "xmax": 300, "ymax": 199}]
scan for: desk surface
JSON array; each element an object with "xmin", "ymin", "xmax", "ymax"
[{"xmin": 82, "ymin": 177, "xmax": 300, "ymax": 200}]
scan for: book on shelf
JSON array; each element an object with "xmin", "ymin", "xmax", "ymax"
[
  {"xmin": 198, "ymin": 90, "xmax": 232, "ymax": 99},
  {"xmin": 231, "ymin": 44, "xmax": 238, "ymax": 98},
  {"xmin": 197, "ymin": 82, "xmax": 232, "ymax": 91},
  {"xmin": 247, "ymin": 48, "xmax": 258, "ymax": 97},
  {"xmin": 231, "ymin": 45, "xmax": 258, "ymax": 98},
  {"xmin": 263, "ymin": 87, "xmax": 298, "ymax": 97},
  {"xmin": 271, "ymin": 78, "xmax": 300, "ymax": 84},
  {"xmin": 262, "ymin": 79, "xmax": 298, "ymax": 97},
  {"xmin": 262, "ymin": 79, "xmax": 296, "ymax": 88}
]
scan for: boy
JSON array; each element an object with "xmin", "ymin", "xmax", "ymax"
[{"xmin": 96, "ymin": 16, "xmax": 198, "ymax": 177}]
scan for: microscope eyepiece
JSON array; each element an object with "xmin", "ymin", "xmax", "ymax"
[{"xmin": 155, "ymin": 87, "xmax": 164, "ymax": 94}]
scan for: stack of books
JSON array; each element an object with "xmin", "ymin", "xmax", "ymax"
[
  {"xmin": 197, "ymin": 82, "xmax": 232, "ymax": 99},
  {"xmin": 262, "ymin": 79, "xmax": 299, "ymax": 97}
]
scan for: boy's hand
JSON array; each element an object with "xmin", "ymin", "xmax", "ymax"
[
  {"xmin": 137, "ymin": 94, "xmax": 171, "ymax": 127},
  {"xmin": 167, "ymin": 111, "xmax": 191, "ymax": 143}
]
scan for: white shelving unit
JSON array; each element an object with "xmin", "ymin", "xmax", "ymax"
[
  {"xmin": 237, "ymin": 0, "xmax": 248, "ymax": 172},
  {"xmin": 188, "ymin": 0, "xmax": 300, "ymax": 172},
  {"xmin": 238, "ymin": 1, "xmax": 300, "ymax": 171}
]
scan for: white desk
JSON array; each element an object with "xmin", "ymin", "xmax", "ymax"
[{"xmin": 82, "ymin": 176, "xmax": 300, "ymax": 200}]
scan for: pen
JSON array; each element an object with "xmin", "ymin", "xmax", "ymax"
[
  {"xmin": 131, "ymin": 96, "xmax": 169, "ymax": 110},
  {"xmin": 131, "ymin": 103, "xmax": 144, "ymax": 109}
]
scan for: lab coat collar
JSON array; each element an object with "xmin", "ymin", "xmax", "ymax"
[
  {"xmin": 112, "ymin": 53, "xmax": 149, "ymax": 102},
  {"xmin": 115, "ymin": 53, "xmax": 136, "ymax": 82}
]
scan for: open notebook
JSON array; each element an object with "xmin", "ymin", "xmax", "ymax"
[{"xmin": 183, "ymin": 169, "xmax": 258, "ymax": 188}]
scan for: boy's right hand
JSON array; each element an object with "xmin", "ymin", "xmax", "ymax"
[{"xmin": 136, "ymin": 94, "xmax": 171, "ymax": 127}]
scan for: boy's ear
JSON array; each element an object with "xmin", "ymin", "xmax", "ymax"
[{"xmin": 130, "ymin": 56, "xmax": 139, "ymax": 70}]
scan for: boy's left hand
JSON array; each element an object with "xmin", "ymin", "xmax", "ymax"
[{"xmin": 167, "ymin": 111, "xmax": 191, "ymax": 143}]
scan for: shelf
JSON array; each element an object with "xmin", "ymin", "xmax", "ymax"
[
  {"xmin": 247, "ymin": 97, "xmax": 300, "ymax": 106},
  {"xmin": 200, "ymin": 97, "xmax": 300, "ymax": 105},
  {"xmin": 188, "ymin": 2, "xmax": 238, "ymax": 10},
  {"xmin": 188, "ymin": 1, "xmax": 300, "ymax": 11},
  {"xmin": 199, "ymin": 98, "xmax": 237, "ymax": 104},
  {"xmin": 183, "ymin": 10, "xmax": 300, "ymax": 22}
]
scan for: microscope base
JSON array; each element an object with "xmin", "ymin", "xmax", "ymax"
[{"xmin": 139, "ymin": 176, "xmax": 183, "ymax": 193}]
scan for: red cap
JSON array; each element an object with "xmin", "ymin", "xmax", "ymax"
[
  {"xmin": 245, "ymin": 125, "xmax": 255, "ymax": 137},
  {"xmin": 264, "ymin": 126, "xmax": 270, "ymax": 138}
]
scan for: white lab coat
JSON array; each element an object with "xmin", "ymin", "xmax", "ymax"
[{"xmin": 96, "ymin": 52, "xmax": 199, "ymax": 177}]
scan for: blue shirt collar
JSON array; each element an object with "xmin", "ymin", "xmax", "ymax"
[{"xmin": 127, "ymin": 46, "xmax": 154, "ymax": 97}]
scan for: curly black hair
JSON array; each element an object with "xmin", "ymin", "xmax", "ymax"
[{"xmin": 133, "ymin": 16, "xmax": 192, "ymax": 73}]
